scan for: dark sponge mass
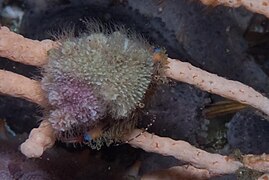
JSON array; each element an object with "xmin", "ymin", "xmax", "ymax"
[{"xmin": 227, "ymin": 109, "xmax": 269, "ymax": 154}]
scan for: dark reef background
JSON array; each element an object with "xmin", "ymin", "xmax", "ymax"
[{"xmin": 0, "ymin": 0, "xmax": 269, "ymax": 179}]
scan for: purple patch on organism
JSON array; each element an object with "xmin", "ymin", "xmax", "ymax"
[{"xmin": 42, "ymin": 73, "xmax": 106, "ymax": 132}]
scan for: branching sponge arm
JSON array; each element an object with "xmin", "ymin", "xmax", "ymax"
[
  {"xmin": 126, "ymin": 129, "xmax": 269, "ymax": 175},
  {"xmin": 20, "ymin": 120, "xmax": 56, "ymax": 158},
  {"xmin": 166, "ymin": 58, "xmax": 269, "ymax": 116},
  {"xmin": 0, "ymin": 70, "xmax": 47, "ymax": 106},
  {"xmin": 126, "ymin": 129, "xmax": 243, "ymax": 175},
  {"xmin": 0, "ymin": 26, "xmax": 57, "ymax": 66},
  {"xmin": 200, "ymin": 0, "xmax": 269, "ymax": 19}
]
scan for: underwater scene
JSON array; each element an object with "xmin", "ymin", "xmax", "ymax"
[{"xmin": 0, "ymin": 0, "xmax": 269, "ymax": 179}]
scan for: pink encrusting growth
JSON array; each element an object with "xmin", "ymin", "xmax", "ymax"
[{"xmin": 42, "ymin": 73, "xmax": 106, "ymax": 133}]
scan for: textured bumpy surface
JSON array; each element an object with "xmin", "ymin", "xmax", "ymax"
[
  {"xmin": 227, "ymin": 109, "xmax": 269, "ymax": 154},
  {"xmin": 42, "ymin": 28, "xmax": 155, "ymax": 137},
  {"xmin": 42, "ymin": 74, "xmax": 106, "ymax": 132}
]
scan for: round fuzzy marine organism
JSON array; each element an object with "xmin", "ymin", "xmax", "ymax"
[{"xmin": 41, "ymin": 23, "xmax": 166, "ymax": 144}]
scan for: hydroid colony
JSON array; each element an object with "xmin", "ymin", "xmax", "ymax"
[{"xmin": 41, "ymin": 23, "xmax": 166, "ymax": 147}]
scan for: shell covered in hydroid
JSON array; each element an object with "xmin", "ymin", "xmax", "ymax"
[{"xmin": 42, "ymin": 25, "xmax": 159, "ymax": 140}]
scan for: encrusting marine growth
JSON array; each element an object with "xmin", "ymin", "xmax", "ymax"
[{"xmin": 41, "ymin": 23, "xmax": 167, "ymax": 147}]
